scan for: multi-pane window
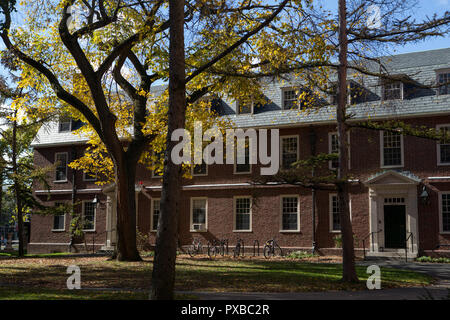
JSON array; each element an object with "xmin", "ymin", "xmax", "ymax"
[
  {"xmin": 441, "ymin": 194, "xmax": 450, "ymax": 232},
  {"xmin": 438, "ymin": 72, "xmax": 450, "ymax": 95},
  {"xmin": 329, "ymin": 133, "xmax": 339, "ymax": 169},
  {"xmin": 192, "ymin": 162, "xmax": 207, "ymax": 176},
  {"xmin": 151, "ymin": 199, "xmax": 160, "ymax": 231},
  {"xmin": 53, "ymin": 203, "xmax": 65, "ymax": 231},
  {"xmin": 55, "ymin": 153, "xmax": 68, "ymax": 181},
  {"xmin": 235, "ymin": 142, "xmax": 251, "ymax": 173},
  {"xmin": 83, "ymin": 201, "xmax": 96, "ymax": 230},
  {"xmin": 234, "ymin": 197, "xmax": 251, "ymax": 231},
  {"xmin": 281, "ymin": 136, "xmax": 298, "ymax": 169},
  {"xmin": 283, "ymin": 89, "xmax": 299, "ymax": 110},
  {"xmin": 382, "ymin": 131, "xmax": 403, "ymax": 167},
  {"xmin": 330, "ymin": 194, "xmax": 341, "ymax": 232},
  {"xmin": 58, "ymin": 117, "xmax": 72, "ymax": 132},
  {"xmin": 437, "ymin": 125, "xmax": 450, "ymax": 164},
  {"xmin": 191, "ymin": 198, "xmax": 207, "ymax": 231},
  {"xmin": 83, "ymin": 171, "xmax": 96, "ymax": 181},
  {"xmin": 281, "ymin": 196, "xmax": 299, "ymax": 231},
  {"xmin": 237, "ymin": 101, "xmax": 253, "ymax": 114},
  {"xmin": 383, "ymin": 81, "xmax": 402, "ymax": 100}
]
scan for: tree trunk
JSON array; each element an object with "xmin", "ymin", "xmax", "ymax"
[
  {"xmin": 337, "ymin": 0, "xmax": 358, "ymax": 282},
  {"xmin": 12, "ymin": 114, "xmax": 24, "ymax": 257},
  {"xmin": 115, "ymin": 153, "xmax": 141, "ymax": 261},
  {"xmin": 150, "ymin": 0, "xmax": 186, "ymax": 300}
]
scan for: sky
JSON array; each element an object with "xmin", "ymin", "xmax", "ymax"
[
  {"xmin": 0, "ymin": 0, "xmax": 449, "ymax": 83},
  {"xmin": 319, "ymin": 0, "xmax": 450, "ymax": 55}
]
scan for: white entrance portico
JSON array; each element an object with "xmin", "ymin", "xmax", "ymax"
[{"xmin": 364, "ymin": 170, "xmax": 420, "ymax": 258}]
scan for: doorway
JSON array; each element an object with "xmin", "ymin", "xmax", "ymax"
[{"xmin": 384, "ymin": 205, "xmax": 406, "ymax": 249}]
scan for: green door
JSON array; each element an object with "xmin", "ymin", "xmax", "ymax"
[{"xmin": 384, "ymin": 205, "xmax": 406, "ymax": 249}]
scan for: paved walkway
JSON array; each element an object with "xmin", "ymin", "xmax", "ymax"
[{"xmin": 178, "ymin": 261, "xmax": 450, "ymax": 300}]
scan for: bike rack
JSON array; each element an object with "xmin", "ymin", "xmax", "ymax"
[
  {"xmin": 224, "ymin": 239, "xmax": 229, "ymax": 256},
  {"xmin": 253, "ymin": 240, "xmax": 259, "ymax": 256}
]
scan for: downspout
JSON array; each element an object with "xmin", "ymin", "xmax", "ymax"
[{"xmin": 309, "ymin": 128, "xmax": 317, "ymax": 254}]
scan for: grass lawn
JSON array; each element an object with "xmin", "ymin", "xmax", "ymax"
[{"xmin": 0, "ymin": 254, "xmax": 434, "ymax": 300}]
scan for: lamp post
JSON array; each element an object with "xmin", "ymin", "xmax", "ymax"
[{"xmin": 420, "ymin": 186, "xmax": 430, "ymax": 205}]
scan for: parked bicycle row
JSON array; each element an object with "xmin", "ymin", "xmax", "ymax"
[{"xmin": 187, "ymin": 238, "xmax": 283, "ymax": 259}]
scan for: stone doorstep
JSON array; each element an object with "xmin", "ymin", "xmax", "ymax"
[{"xmin": 365, "ymin": 250, "xmax": 418, "ymax": 260}]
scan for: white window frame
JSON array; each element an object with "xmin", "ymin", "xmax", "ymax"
[
  {"xmin": 82, "ymin": 200, "xmax": 96, "ymax": 232},
  {"xmin": 83, "ymin": 171, "xmax": 97, "ymax": 182},
  {"xmin": 190, "ymin": 197, "xmax": 208, "ymax": 232},
  {"xmin": 233, "ymin": 196, "xmax": 252, "ymax": 232},
  {"xmin": 380, "ymin": 130, "xmax": 404, "ymax": 168},
  {"xmin": 329, "ymin": 193, "xmax": 352, "ymax": 233},
  {"xmin": 54, "ymin": 152, "xmax": 69, "ymax": 182},
  {"xmin": 438, "ymin": 192, "xmax": 450, "ymax": 234},
  {"xmin": 233, "ymin": 140, "xmax": 252, "ymax": 174},
  {"xmin": 52, "ymin": 203, "xmax": 66, "ymax": 232},
  {"xmin": 191, "ymin": 163, "xmax": 208, "ymax": 177},
  {"xmin": 58, "ymin": 119, "xmax": 72, "ymax": 132},
  {"xmin": 280, "ymin": 135, "xmax": 299, "ymax": 170},
  {"xmin": 436, "ymin": 124, "xmax": 450, "ymax": 166},
  {"xmin": 281, "ymin": 87, "xmax": 301, "ymax": 110},
  {"xmin": 279, "ymin": 195, "xmax": 300, "ymax": 232},
  {"xmin": 236, "ymin": 100, "xmax": 254, "ymax": 115},
  {"xmin": 150, "ymin": 198, "xmax": 160, "ymax": 232},
  {"xmin": 382, "ymin": 81, "xmax": 404, "ymax": 101},
  {"xmin": 328, "ymin": 132, "xmax": 351, "ymax": 170},
  {"xmin": 436, "ymin": 69, "xmax": 450, "ymax": 96}
]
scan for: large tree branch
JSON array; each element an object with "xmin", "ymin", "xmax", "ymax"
[
  {"xmin": 0, "ymin": 10, "xmax": 103, "ymax": 140},
  {"xmin": 185, "ymin": 0, "xmax": 290, "ymax": 84}
]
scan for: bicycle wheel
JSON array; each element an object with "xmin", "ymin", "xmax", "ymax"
[
  {"xmin": 188, "ymin": 245, "xmax": 195, "ymax": 257},
  {"xmin": 208, "ymin": 246, "xmax": 217, "ymax": 257},
  {"xmin": 233, "ymin": 245, "xmax": 240, "ymax": 258},
  {"xmin": 274, "ymin": 244, "xmax": 283, "ymax": 257},
  {"xmin": 263, "ymin": 245, "xmax": 272, "ymax": 259}
]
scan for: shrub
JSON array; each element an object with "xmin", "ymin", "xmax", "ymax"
[
  {"xmin": 416, "ymin": 256, "xmax": 450, "ymax": 263},
  {"xmin": 286, "ymin": 251, "xmax": 316, "ymax": 259}
]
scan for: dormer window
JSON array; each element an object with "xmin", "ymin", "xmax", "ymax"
[
  {"xmin": 236, "ymin": 100, "xmax": 253, "ymax": 115},
  {"xmin": 282, "ymin": 88, "xmax": 299, "ymax": 110},
  {"xmin": 329, "ymin": 81, "xmax": 368, "ymax": 105},
  {"xmin": 282, "ymin": 87, "xmax": 318, "ymax": 110},
  {"xmin": 383, "ymin": 80, "xmax": 403, "ymax": 100},
  {"xmin": 437, "ymin": 71, "xmax": 450, "ymax": 95},
  {"xmin": 58, "ymin": 117, "xmax": 72, "ymax": 132}
]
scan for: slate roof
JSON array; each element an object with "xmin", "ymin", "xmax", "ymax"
[{"xmin": 31, "ymin": 48, "xmax": 450, "ymax": 147}]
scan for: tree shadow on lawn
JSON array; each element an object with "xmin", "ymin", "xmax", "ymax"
[{"xmin": 0, "ymin": 256, "xmax": 433, "ymax": 293}]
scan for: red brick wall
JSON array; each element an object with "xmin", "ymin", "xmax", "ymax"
[{"xmin": 30, "ymin": 115, "xmax": 450, "ymax": 253}]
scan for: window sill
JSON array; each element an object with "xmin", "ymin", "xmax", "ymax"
[
  {"xmin": 279, "ymin": 230, "xmax": 300, "ymax": 233},
  {"xmin": 233, "ymin": 171, "xmax": 252, "ymax": 175},
  {"xmin": 54, "ymin": 180, "xmax": 68, "ymax": 183},
  {"xmin": 437, "ymin": 162, "xmax": 450, "ymax": 166},
  {"xmin": 83, "ymin": 229, "xmax": 96, "ymax": 233},
  {"xmin": 330, "ymin": 230, "xmax": 341, "ymax": 233},
  {"xmin": 380, "ymin": 165, "xmax": 404, "ymax": 169},
  {"xmin": 190, "ymin": 230, "xmax": 208, "ymax": 233},
  {"xmin": 51, "ymin": 229, "xmax": 65, "ymax": 232},
  {"xmin": 233, "ymin": 230, "xmax": 252, "ymax": 233}
]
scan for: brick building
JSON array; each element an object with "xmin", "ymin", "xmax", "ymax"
[{"xmin": 29, "ymin": 48, "xmax": 450, "ymax": 258}]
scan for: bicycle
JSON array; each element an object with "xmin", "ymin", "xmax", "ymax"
[
  {"xmin": 208, "ymin": 240, "xmax": 219, "ymax": 258},
  {"xmin": 187, "ymin": 238, "xmax": 203, "ymax": 257},
  {"xmin": 233, "ymin": 238, "xmax": 244, "ymax": 258},
  {"xmin": 263, "ymin": 239, "xmax": 283, "ymax": 258},
  {"xmin": 208, "ymin": 239, "xmax": 228, "ymax": 257}
]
